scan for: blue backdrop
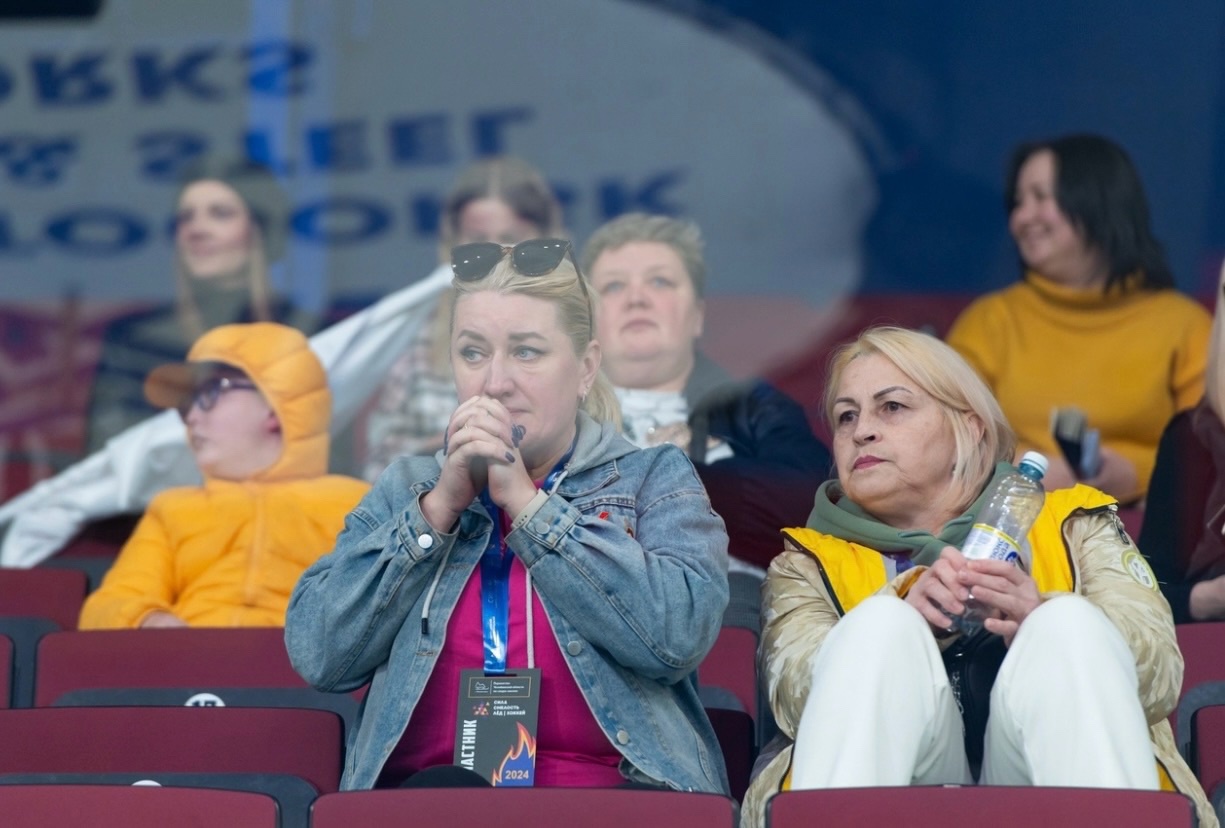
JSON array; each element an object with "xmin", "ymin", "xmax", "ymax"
[{"xmin": 687, "ymin": 0, "xmax": 1225, "ymax": 297}]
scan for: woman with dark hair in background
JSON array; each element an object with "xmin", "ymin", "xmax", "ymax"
[
  {"xmin": 948, "ymin": 133, "xmax": 1210, "ymax": 503},
  {"xmin": 85, "ymin": 157, "xmax": 317, "ymax": 453},
  {"xmin": 361, "ymin": 156, "xmax": 563, "ymax": 480}
]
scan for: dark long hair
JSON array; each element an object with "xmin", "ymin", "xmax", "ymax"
[{"xmin": 1005, "ymin": 134, "xmax": 1173, "ymax": 292}]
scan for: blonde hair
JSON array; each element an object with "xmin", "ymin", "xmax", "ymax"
[
  {"xmin": 430, "ymin": 157, "xmax": 565, "ymax": 375},
  {"xmin": 824, "ymin": 326, "xmax": 1016, "ymax": 514},
  {"xmin": 450, "ymin": 255, "xmax": 621, "ymax": 428}
]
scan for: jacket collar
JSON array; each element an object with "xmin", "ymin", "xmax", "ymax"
[{"xmin": 805, "ymin": 462, "xmax": 1013, "ymax": 567}]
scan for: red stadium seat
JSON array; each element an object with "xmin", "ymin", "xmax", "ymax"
[
  {"xmin": 0, "ymin": 706, "xmax": 343, "ymax": 795},
  {"xmin": 33, "ymin": 627, "xmax": 357, "ymax": 726},
  {"xmin": 0, "ymin": 567, "xmax": 89, "ymax": 707},
  {"xmin": 310, "ymin": 787, "xmax": 738, "ymax": 828},
  {"xmin": 1192, "ymin": 704, "xmax": 1225, "ymax": 807},
  {"xmin": 1173, "ymin": 622, "xmax": 1225, "ymax": 759},
  {"xmin": 765, "ymin": 785, "xmax": 1196, "ymax": 827},
  {"xmin": 0, "ymin": 784, "xmax": 279, "ymax": 828},
  {"xmin": 699, "ymin": 625, "xmax": 759, "ymax": 723},
  {"xmin": 0, "ymin": 568, "xmax": 88, "ymax": 631}
]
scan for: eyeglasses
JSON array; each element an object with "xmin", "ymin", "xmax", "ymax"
[
  {"xmin": 178, "ymin": 376, "xmax": 258, "ymax": 419},
  {"xmin": 450, "ymin": 238, "xmax": 593, "ymax": 337}
]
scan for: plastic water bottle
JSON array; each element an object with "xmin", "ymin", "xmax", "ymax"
[{"xmin": 956, "ymin": 451, "xmax": 1048, "ymax": 633}]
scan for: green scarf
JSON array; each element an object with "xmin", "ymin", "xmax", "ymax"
[{"xmin": 806, "ymin": 462, "xmax": 1014, "ymax": 567}]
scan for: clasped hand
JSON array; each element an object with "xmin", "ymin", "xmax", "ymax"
[
  {"xmin": 421, "ymin": 396, "xmax": 536, "ymax": 533},
  {"xmin": 905, "ymin": 546, "xmax": 1043, "ymax": 647}
]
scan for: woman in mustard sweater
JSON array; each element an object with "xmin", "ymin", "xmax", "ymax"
[{"xmin": 948, "ymin": 134, "xmax": 1209, "ymax": 504}]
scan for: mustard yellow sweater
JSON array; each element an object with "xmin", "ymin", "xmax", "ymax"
[{"xmin": 947, "ymin": 273, "xmax": 1211, "ymax": 502}]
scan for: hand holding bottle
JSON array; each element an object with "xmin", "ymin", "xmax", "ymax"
[
  {"xmin": 956, "ymin": 559, "xmax": 1043, "ymax": 647},
  {"xmin": 956, "ymin": 452, "xmax": 1048, "ymax": 634}
]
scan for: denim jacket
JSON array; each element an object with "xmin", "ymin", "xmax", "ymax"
[{"xmin": 285, "ymin": 413, "xmax": 731, "ymax": 793}]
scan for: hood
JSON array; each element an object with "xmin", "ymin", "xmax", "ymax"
[
  {"xmin": 568, "ymin": 411, "xmax": 639, "ymax": 473},
  {"xmin": 144, "ymin": 322, "xmax": 330, "ymax": 482}
]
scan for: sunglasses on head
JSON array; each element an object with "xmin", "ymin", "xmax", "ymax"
[
  {"xmin": 178, "ymin": 375, "xmax": 258, "ymax": 419},
  {"xmin": 450, "ymin": 238, "xmax": 594, "ymax": 336},
  {"xmin": 450, "ymin": 238, "xmax": 575, "ymax": 282}
]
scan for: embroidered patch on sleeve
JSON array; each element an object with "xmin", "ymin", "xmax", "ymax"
[{"xmin": 1122, "ymin": 551, "xmax": 1158, "ymax": 590}]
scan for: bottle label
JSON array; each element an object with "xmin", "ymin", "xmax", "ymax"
[{"xmin": 961, "ymin": 523, "xmax": 1021, "ymax": 565}]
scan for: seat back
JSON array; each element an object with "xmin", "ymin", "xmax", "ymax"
[
  {"xmin": 765, "ymin": 786, "xmax": 1196, "ymax": 827},
  {"xmin": 0, "ymin": 773, "xmax": 309, "ymax": 827},
  {"xmin": 0, "ymin": 568, "xmax": 88, "ymax": 631},
  {"xmin": 0, "ymin": 784, "xmax": 278, "ymax": 828},
  {"xmin": 35, "ymin": 627, "xmax": 302, "ymax": 703},
  {"xmin": 0, "ymin": 706, "xmax": 344, "ymax": 794},
  {"xmin": 34, "ymin": 627, "xmax": 359, "ymax": 726},
  {"xmin": 0, "ymin": 568, "xmax": 88, "ymax": 707},
  {"xmin": 1193, "ymin": 704, "xmax": 1225, "ymax": 806},
  {"xmin": 1173, "ymin": 622, "xmax": 1225, "ymax": 756},
  {"xmin": 699, "ymin": 625, "xmax": 758, "ymax": 723},
  {"xmin": 310, "ymin": 787, "xmax": 738, "ymax": 828}
]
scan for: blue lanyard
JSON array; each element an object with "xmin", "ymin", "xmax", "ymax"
[{"xmin": 478, "ymin": 446, "xmax": 573, "ymax": 675}]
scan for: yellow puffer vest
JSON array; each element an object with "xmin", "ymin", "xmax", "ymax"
[{"xmin": 780, "ymin": 486, "xmax": 1178, "ymax": 793}]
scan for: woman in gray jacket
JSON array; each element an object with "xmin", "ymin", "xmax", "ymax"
[{"xmin": 286, "ymin": 239, "xmax": 730, "ymax": 794}]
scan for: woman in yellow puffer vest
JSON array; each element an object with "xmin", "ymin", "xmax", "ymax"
[
  {"xmin": 79, "ymin": 322, "xmax": 369, "ymax": 628},
  {"xmin": 742, "ymin": 326, "xmax": 1214, "ymax": 828}
]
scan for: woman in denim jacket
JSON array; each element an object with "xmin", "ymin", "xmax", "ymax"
[{"xmin": 286, "ymin": 239, "xmax": 730, "ymax": 794}]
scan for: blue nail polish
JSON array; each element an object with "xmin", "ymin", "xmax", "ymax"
[{"xmin": 505, "ymin": 451, "xmax": 515, "ymax": 463}]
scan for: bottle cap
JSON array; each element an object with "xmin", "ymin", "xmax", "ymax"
[{"xmin": 1018, "ymin": 450, "xmax": 1049, "ymax": 479}]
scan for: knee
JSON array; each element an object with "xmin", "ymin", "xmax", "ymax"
[
  {"xmin": 1016, "ymin": 594, "xmax": 1119, "ymax": 648},
  {"xmin": 827, "ymin": 595, "xmax": 931, "ymax": 652},
  {"xmin": 1001, "ymin": 595, "xmax": 1135, "ymax": 687}
]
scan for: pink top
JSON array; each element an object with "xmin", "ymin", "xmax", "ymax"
[{"xmin": 377, "ymin": 514, "xmax": 624, "ymax": 787}]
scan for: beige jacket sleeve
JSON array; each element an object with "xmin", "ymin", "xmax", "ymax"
[{"xmin": 1060, "ymin": 506, "xmax": 1182, "ymax": 725}]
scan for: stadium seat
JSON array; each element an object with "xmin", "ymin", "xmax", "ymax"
[
  {"xmin": 1192, "ymin": 703, "xmax": 1225, "ymax": 808},
  {"xmin": 765, "ymin": 785, "xmax": 1196, "ymax": 827},
  {"xmin": 1173, "ymin": 622, "xmax": 1225, "ymax": 760},
  {"xmin": 0, "ymin": 568, "xmax": 89, "ymax": 631},
  {"xmin": 0, "ymin": 706, "xmax": 343, "ymax": 795},
  {"xmin": 706, "ymin": 706, "xmax": 754, "ymax": 802},
  {"xmin": 699, "ymin": 625, "xmax": 759, "ymax": 724},
  {"xmin": 0, "ymin": 784, "xmax": 278, "ymax": 828},
  {"xmin": 310, "ymin": 787, "xmax": 739, "ymax": 828},
  {"xmin": 0, "ymin": 773, "xmax": 308, "ymax": 827},
  {"xmin": 33, "ymin": 627, "xmax": 358, "ymax": 727},
  {"xmin": 0, "ymin": 567, "xmax": 88, "ymax": 707}
]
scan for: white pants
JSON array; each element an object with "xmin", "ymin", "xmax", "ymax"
[{"xmin": 790, "ymin": 595, "xmax": 1159, "ymax": 790}]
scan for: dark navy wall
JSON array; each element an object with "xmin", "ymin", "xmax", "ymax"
[{"xmin": 689, "ymin": 0, "xmax": 1225, "ymax": 297}]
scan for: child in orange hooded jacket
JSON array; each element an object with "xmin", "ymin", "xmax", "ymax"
[{"xmin": 80, "ymin": 322, "xmax": 369, "ymax": 628}]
